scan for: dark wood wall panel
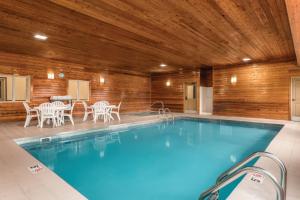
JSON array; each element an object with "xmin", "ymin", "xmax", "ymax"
[
  {"xmin": 213, "ymin": 61, "xmax": 299, "ymax": 120},
  {"xmin": 0, "ymin": 52, "xmax": 150, "ymax": 121},
  {"xmin": 200, "ymin": 68, "xmax": 213, "ymax": 87},
  {"xmin": 151, "ymin": 71, "xmax": 200, "ymax": 113}
]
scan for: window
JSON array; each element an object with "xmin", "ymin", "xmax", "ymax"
[
  {"xmin": 0, "ymin": 74, "xmax": 30, "ymax": 102},
  {"xmin": 68, "ymin": 80, "xmax": 90, "ymax": 100}
]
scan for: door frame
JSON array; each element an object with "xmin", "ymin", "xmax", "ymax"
[
  {"xmin": 291, "ymin": 77, "xmax": 300, "ymax": 121},
  {"xmin": 183, "ymin": 82, "xmax": 198, "ymax": 113}
]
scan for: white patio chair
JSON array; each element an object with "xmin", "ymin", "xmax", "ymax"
[
  {"xmin": 51, "ymin": 101, "xmax": 65, "ymax": 126},
  {"xmin": 100, "ymin": 101, "xmax": 114, "ymax": 122},
  {"xmin": 39, "ymin": 103, "xmax": 57, "ymax": 128},
  {"xmin": 23, "ymin": 102, "xmax": 39, "ymax": 128},
  {"xmin": 111, "ymin": 102, "xmax": 121, "ymax": 121},
  {"xmin": 93, "ymin": 101, "xmax": 109, "ymax": 123},
  {"xmin": 82, "ymin": 101, "xmax": 94, "ymax": 121},
  {"xmin": 63, "ymin": 102, "xmax": 76, "ymax": 125}
]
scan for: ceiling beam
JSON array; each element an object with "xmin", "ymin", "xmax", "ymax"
[{"xmin": 285, "ymin": 0, "xmax": 300, "ymax": 66}]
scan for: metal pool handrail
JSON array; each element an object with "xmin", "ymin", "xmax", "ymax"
[
  {"xmin": 164, "ymin": 108, "xmax": 174, "ymax": 120},
  {"xmin": 199, "ymin": 166, "xmax": 285, "ymax": 200},
  {"xmin": 158, "ymin": 108, "xmax": 174, "ymax": 121},
  {"xmin": 217, "ymin": 151, "xmax": 287, "ymax": 193}
]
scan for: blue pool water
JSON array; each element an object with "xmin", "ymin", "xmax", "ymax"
[{"xmin": 21, "ymin": 118, "xmax": 282, "ymax": 200}]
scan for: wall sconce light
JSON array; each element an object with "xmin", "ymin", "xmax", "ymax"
[
  {"xmin": 230, "ymin": 75, "xmax": 237, "ymax": 85},
  {"xmin": 100, "ymin": 77, "xmax": 105, "ymax": 84},
  {"xmin": 47, "ymin": 72, "xmax": 54, "ymax": 79},
  {"xmin": 166, "ymin": 80, "xmax": 171, "ymax": 87}
]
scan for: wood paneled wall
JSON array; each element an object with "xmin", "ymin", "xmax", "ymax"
[
  {"xmin": 151, "ymin": 71, "xmax": 200, "ymax": 113},
  {"xmin": 213, "ymin": 61, "xmax": 299, "ymax": 120},
  {"xmin": 0, "ymin": 52, "xmax": 151, "ymax": 121}
]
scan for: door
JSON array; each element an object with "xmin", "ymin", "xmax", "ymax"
[
  {"xmin": 0, "ymin": 77, "xmax": 7, "ymax": 101},
  {"xmin": 200, "ymin": 86, "xmax": 213, "ymax": 114},
  {"xmin": 292, "ymin": 78, "xmax": 300, "ymax": 121},
  {"xmin": 184, "ymin": 83, "xmax": 197, "ymax": 113}
]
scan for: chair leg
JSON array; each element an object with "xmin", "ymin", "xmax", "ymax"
[
  {"xmin": 93, "ymin": 114, "xmax": 97, "ymax": 123},
  {"xmin": 56, "ymin": 114, "xmax": 60, "ymax": 127},
  {"xmin": 109, "ymin": 112, "xmax": 114, "ymax": 121},
  {"xmin": 69, "ymin": 116, "xmax": 74, "ymax": 126},
  {"xmin": 117, "ymin": 113, "xmax": 120, "ymax": 121},
  {"xmin": 83, "ymin": 112, "xmax": 88, "ymax": 121},
  {"xmin": 107, "ymin": 114, "xmax": 110, "ymax": 122},
  {"xmin": 24, "ymin": 116, "xmax": 29, "ymax": 128},
  {"xmin": 40, "ymin": 117, "xmax": 44, "ymax": 128},
  {"xmin": 52, "ymin": 117, "xmax": 57, "ymax": 127},
  {"xmin": 37, "ymin": 114, "xmax": 40, "ymax": 127},
  {"xmin": 104, "ymin": 114, "xmax": 107, "ymax": 123}
]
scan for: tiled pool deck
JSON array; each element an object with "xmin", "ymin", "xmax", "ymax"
[{"xmin": 0, "ymin": 114, "xmax": 299, "ymax": 200}]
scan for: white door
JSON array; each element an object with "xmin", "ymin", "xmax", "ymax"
[
  {"xmin": 200, "ymin": 86, "xmax": 213, "ymax": 114},
  {"xmin": 291, "ymin": 78, "xmax": 300, "ymax": 121},
  {"xmin": 184, "ymin": 83, "xmax": 197, "ymax": 113}
]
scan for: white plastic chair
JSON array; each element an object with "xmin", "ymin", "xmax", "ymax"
[
  {"xmin": 111, "ymin": 102, "xmax": 121, "ymax": 121},
  {"xmin": 23, "ymin": 102, "xmax": 39, "ymax": 128},
  {"xmin": 39, "ymin": 103, "xmax": 57, "ymax": 128},
  {"xmin": 93, "ymin": 101, "xmax": 109, "ymax": 123},
  {"xmin": 82, "ymin": 101, "xmax": 94, "ymax": 121},
  {"xmin": 63, "ymin": 102, "xmax": 76, "ymax": 125},
  {"xmin": 51, "ymin": 101, "xmax": 65, "ymax": 126}
]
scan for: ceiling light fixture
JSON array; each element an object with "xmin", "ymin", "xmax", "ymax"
[
  {"xmin": 34, "ymin": 34, "xmax": 48, "ymax": 40},
  {"xmin": 160, "ymin": 63, "xmax": 167, "ymax": 67},
  {"xmin": 242, "ymin": 57, "xmax": 251, "ymax": 62}
]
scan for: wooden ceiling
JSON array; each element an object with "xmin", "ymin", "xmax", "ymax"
[
  {"xmin": 285, "ymin": 0, "xmax": 300, "ymax": 66},
  {"xmin": 0, "ymin": 0, "xmax": 296, "ymax": 73}
]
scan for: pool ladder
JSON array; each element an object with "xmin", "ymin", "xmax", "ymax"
[
  {"xmin": 199, "ymin": 151, "xmax": 287, "ymax": 200},
  {"xmin": 158, "ymin": 108, "xmax": 174, "ymax": 121}
]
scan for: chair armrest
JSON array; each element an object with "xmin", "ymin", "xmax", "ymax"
[{"xmin": 30, "ymin": 108, "xmax": 39, "ymax": 113}]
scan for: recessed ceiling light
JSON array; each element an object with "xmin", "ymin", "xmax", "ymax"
[
  {"xmin": 34, "ymin": 34, "xmax": 48, "ymax": 40},
  {"xmin": 160, "ymin": 63, "xmax": 167, "ymax": 67},
  {"xmin": 242, "ymin": 57, "xmax": 251, "ymax": 62}
]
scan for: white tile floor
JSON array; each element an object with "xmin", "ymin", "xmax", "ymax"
[{"xmin": 0, "ymin": 114, "xmax": 299, "ymax": 200}]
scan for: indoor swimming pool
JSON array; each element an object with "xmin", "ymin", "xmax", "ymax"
[{"xmin": 20, "ymin": 118, "xmax": 282, "ymax": 200}]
